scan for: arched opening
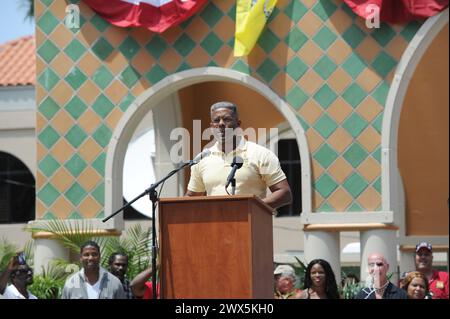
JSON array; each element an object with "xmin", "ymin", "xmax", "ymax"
[
  {"xmin": 103, "ymin": 67, "xmax": 311, "ymax": 230},
  {"xmin": 176, "ymin": 80, "xmax": 302, "ymax": 217},
  {"xmin": 398, "ymin": 24, "xmax": 449, "ymax": 236},
  {"xmin": 271, "ymin": 123, "xmax": 302, "ymax": 217},
  {"xmin": 381, "ymin": 9, "xmax": 449, "ymax": 248},
  {"xmin": 0, "ymin": 151, "xmax": 35, "ymax": 223},
  {"xmin": 276, "ymin": 138, "xmax": 302, "ymax": 216},
  {"xmin": 122, "ymin": 110, "xmax": 156, "ymax": 220}
]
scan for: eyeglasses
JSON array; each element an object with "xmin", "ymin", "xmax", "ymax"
[
  {"xmin": 368, "ymin": 262, "xmax": 384, "ymax": 268},
  {"xmin": 16, "ymin": 268, "xmax": 32, "ymax": 274}
]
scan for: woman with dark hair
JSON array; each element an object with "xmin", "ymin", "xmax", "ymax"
[{"xmin": 300, "ymin": 259, "xmax": 340, "ymax": 299}]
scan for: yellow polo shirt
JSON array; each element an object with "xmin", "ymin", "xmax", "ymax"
[{"xmin": 188, "ymin": 139, "xmax": 286, "ymax": 198}]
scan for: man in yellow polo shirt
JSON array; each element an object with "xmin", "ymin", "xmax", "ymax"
[{"xmin": 186, "ymin": 101, "xmax": 292, "ymax": 210}]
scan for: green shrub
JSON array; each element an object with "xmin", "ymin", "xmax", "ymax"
[
  {"xmin": 28, "ymin": 275, "xmax": 65, "ymax": 299},
  {"xmin": 0, "ymin": 238, "xmax": 17, "ymax": 272},
  {"xmin": 26, "ymin": 220, "xmax": 151, "ymax": 282}
]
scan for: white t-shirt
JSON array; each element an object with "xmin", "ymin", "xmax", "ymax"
[
  {"xmin": 85, "ymin": 281, "xmax": 101, "ymax": 299},
  {"xmin": 3, "ymin": 285, "xmax": 37, "ymax": 299}
]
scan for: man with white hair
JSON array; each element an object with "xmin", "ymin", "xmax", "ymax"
[
  {"xmin": 355, "ymin": 253, "xmax": 407, "ymax": 299},
  {"xmin": 273, "ymin": 264, "xmax": 301, "ymax": 299}
]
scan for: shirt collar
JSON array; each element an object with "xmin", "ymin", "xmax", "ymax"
[
  {"xmin": 7, "ymin": 284, "xmax": 36, "ymax": 299},
  {"xmin": 80, "ymin": 267, "xmax": 108, "ymax": 283},
  {"xmin": 210, "ymin": 137, "xmax": 247, "ymax": 155}
]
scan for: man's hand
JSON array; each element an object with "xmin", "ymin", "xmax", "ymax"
[
  {"xmin": 7, "ymin": 254, "xmax": 20, "ymax": 271},
  {"xmin": 185, "ymin": 190, "xmax": 206, "ymax": 196}
]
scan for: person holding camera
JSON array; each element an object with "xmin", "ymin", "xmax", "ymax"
[{"xmin": 0, "ymin": 253, "xmax": 37, "ymax": 299}]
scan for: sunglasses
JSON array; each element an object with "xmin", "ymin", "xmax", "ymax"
[
  {"xmin": 368, "ymin": 262, "xmax": 385, "ymax": 268},
  {"xmin": 16, "ymin": 268, "xmax": 33, "ymax": 274}
]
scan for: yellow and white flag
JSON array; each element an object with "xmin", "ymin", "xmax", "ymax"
[{"xmin": 234, "ymin": 0, "xmax": 277, "ymax": 57}]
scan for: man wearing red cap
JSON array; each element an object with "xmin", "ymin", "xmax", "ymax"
[{"xmin": 415, "ymin": 242, "xmax": 449, "ymax": 299}]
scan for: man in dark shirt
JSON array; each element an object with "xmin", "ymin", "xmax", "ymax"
[
  {"xmin": 355, "ymin": 253, "xmax": 407, "ymax": 299},
  {"xmin": 109, "ymin": 252, "xmax": 134, "ymax": 299}
]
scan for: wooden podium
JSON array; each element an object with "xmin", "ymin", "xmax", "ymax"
[{"xmin": 158, "ymin": 195, "xmax": 274, "ymax": 299}]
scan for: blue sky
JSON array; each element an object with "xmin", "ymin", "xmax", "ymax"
[{"xmin": 0, "ymin": 0, "xmax": 35, "ymax": 45}]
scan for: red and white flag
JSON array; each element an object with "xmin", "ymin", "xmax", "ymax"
[
  {"xmin": 343, "ymin": 0, "xmax": 448, "ymax": 23},
  {"xmin": 83, "ymin": 0, "xmax": 207, "ymax": 33}
]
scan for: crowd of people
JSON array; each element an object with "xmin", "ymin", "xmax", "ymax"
[
  {"xmin": 274, "ymin": 242, "xmax": 448, "ymax": 299},
  {"xmin": 1, "ymin": 239, "xmax": 447, "ymax": 300},
  {"xmin": 0, "ymin": 240, "xmax": 157, "ymax": 299},
  {"xmin": 0, "ymin": 103, "xmax": 447, "ymax": 300}
]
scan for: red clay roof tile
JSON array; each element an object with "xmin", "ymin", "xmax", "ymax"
[{"xmin": 0, "ymin": 36, "xmax": 35, "ymax": 87}]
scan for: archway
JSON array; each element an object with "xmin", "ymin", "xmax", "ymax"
[
  {"xmin": 381, "ymin": 9, "xmax": 449, "ymax": 242},
  {"xmin": 103, "ymin": 67, "xmax": 312, "ymax": 230},
  {"xmin": 0, "ymin": 151, "xmax": 35, "ymax": 223}
]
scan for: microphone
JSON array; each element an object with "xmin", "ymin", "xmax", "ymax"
[
  {"xmin": 190, "ymin": 149, "xmax": 211, "ymax": 166},
  {"xmin": 225, "ymin": 156, "xmax": 244, "ymax": 188}
]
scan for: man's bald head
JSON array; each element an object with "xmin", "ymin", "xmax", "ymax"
[
  {"xmin": 367, "ymin": 253, "xmax": 389, "ymax": 284},
  {"xmin": 368, "ymin": 253, "xmax": 388, "ymax": 265}
]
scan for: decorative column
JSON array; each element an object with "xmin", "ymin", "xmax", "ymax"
[
  {"xmin": 33, "ymin": 237, "xmax": 69, "ymax": 275},
  {"xmin": 304, "ymin": 229, "xmax": 341, "ymax": 284},
  {"xmin": 360, "ymin": 228, "xmax": 398, "ymax": 284},
  {"xmin": 399, "ymin": 248, "xmax": 415, "ymax": 277}
]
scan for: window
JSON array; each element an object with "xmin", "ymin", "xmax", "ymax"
[
  {"xmin": 0, "ymin": 152, "xmax": 35, "ymax": 223},
  {"xmin": 123, "ymin": 127, "xmax": 155, "ymax": 221},
  {"xmin": 276, "ymin": 139, "xmax": 301, "ymax": 216}
]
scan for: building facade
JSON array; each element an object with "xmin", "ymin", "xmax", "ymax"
[{"xmin": 28, "ymin": 0, "xmax": 449, "ymax": 281}]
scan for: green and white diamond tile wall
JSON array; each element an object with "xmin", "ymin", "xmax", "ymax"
[{"xmin": 35, "ymin": 0, "xmax": 422, "ymax": 219}]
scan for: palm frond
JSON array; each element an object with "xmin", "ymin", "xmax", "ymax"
[
  {"xmin": 123, "ymin": 224, "xmax": 151, "ymax": 278},
  {"xmin": 0, "ymin": 238, "xmax": 17, "ymax": 271},
  {"xmin": 23, "ymin": 240, "xmax": 35, "ymax": 267},
  {"xmin": 97, "ymin": 224, "xmax": 151, "ymax": 279},
  {"xmin": 29, "ymin": 275, "xmax": 65, "ymax": 299},
  {"xmin": 29, "ymin": 259, "xmax": 74, "ymax": 299},
  {"xmin": 25, "ymin": 220, "xmax": 95, "ymax": 254},
  {"xmin": 25, "ymin": 220, "xmax": 151, "ymax": 281},
  {"xmin": 20, "ymin": 0, "xmax": 34, "ymax": 21},
  {"xmin": 49, "ymin": 258, "xmax": 80, "ymax": 273},
  {"xmin": 293, "ymin": 256, "xmax": 307, "ymax": 289}
]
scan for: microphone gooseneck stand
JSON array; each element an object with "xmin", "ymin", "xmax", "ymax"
[
  {"xmin": 230, "ymin": 177, "xmax": 236, "ymax": 195},
  {"xmin": 102, "ymin": 161, "xmax": 193, "ymax": 299}
]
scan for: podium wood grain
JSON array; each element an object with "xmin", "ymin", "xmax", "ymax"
[{"xmin": 159, "ymin": 195, "xmax": 274, "ymax": 299}]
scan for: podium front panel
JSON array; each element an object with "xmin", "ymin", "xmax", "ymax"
[{"xmin": 159, "ymin": 196, "xmax": 273, "ymax": 299}]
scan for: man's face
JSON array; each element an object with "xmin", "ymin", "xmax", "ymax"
[
  {"xmin": 110, "ymin": 255, "xmax": 128, "ymax": 280},
  {"xmin": 13, "ymin": 265, "xmax": 33, "ymax": 286},
  {"xmin": 80, "ymin": 246, "xmax": 100, "ymax": 271},
  {"xmin": 275, "ymin": 275, "xmax": 294, "ymax": 294},
  {"xmin": 415, "ymin": 249, "xmax": 433, "ymax": 271},
  {"xmin": 368, "ymin": 255, "xmax": 389, "ymax": 284},
  {"xmin": 210, "ymin": 108, "xmax": 241, "ymax": 143}
]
